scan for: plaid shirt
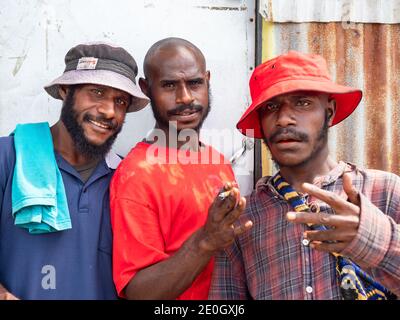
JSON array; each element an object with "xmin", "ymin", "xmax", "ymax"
[{"xmin": 209, "ymin": 162, "xmax": 400, "ymax": 299}]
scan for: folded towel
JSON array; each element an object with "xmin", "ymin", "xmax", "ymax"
[{"xmin": 11, "ymin": 122, "xmax": 72, "ymax": 234}]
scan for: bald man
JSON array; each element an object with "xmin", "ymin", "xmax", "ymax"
[{"xmin": 110, "ymin": 38, "xmax": 252, "ymax": 300}]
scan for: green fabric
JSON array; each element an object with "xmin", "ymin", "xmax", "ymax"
[{"xmin": 11, "ymin": 122, "xmax": 72, "ymax": 234}]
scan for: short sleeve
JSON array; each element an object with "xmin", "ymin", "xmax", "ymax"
[{"xmin": 110, "ymin": 196, "xmax": 168, "ymax": 297}]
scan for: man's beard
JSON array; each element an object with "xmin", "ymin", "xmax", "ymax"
[
  {"xmin": 263, "ymin": 110, "xmax": 330, "ymax": 169},
  {"xmin": 60, "ymin": 86, "xmax": 122, "ymax": 160},
  {"xmin": 149, "ymin": 89, "xmax": 212, "ymax": 133}
]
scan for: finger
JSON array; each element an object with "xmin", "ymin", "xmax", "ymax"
[
  {"xmin": 301, "ymin": 183, "xmax": 360, "ymax": 215},
  {"xmin": 301, "ymin": 183, "xmax": 347, "ymax": 211},
  {"xmin": 286, "ymin": 211, "xmax": 359, "ymax": 228},
  {"xmin": 233, "ymin": 219, "xmax": 253, "ymax": 236},
  {"xmin": 223, "ymin": 187, "xmax": 240, "ymax": 209},
  {"xmin": 230, "ymin": 181, "xmax": 239, "ymax": 189},
  {"xmin": 304, "ymin": 229, "xmax": 356, "ymax": 243},
  {"xmin": 287, "ymin": 211, "xmax": 334, "ymax": 226},
  {"xmin": 310, "ymin": 241, "xmax": 347, "ymax": 253},
  {"xmin": 213, "ymin": 188, "xmax": 240, "ymax": 222},
  {"xmin": 222, "ymin": 196, "xmax": 246, "ymax": 225},
  {"xmin": 223, "ymin": 181, "xmax": 233, "ymax": 191},
  {"xmin": 342, "ymin": 173, "xmax": 360, "ymax": 206},
  {"xmin": 216, "ymin": 186, "xmax": 237, "ymax": 206},
  {"xmin": 215, "ymin": 183, "xmax": 234, "ymax": 203},
  {"xmin": 209, "ymin": 183, "xmax": 233, "ymax": 211}
]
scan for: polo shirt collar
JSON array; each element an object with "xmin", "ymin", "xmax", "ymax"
[{"xmin": 55, "ymin": 150, "xmax": 121, "ymax": 183}]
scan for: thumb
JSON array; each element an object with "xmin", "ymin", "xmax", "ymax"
[{"xmin": 342, "ymin": 173, "xmax": 360, "ymax": 206}]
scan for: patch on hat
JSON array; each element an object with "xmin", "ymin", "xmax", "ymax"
[{"xmin": 76, "ymin": 57, "xmax": 98, "ymax": 70}]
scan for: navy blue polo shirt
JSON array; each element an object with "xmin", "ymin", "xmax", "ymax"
[{"xmin": 0, "ymin": 136, "xmax": 119, "ymax": 299}]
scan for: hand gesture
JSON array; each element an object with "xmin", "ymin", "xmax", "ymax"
[{"xmin": 286, "ymin": 173, "xmax": 360, "ymax": 253}]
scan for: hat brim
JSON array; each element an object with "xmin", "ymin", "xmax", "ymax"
[
  {"xmin": 236, "ymin": 78, "xmax": 362, "ymax": 138},
  {"xmin": 44, "ymin": 70, "xmax": 149, "ymax": 112}
]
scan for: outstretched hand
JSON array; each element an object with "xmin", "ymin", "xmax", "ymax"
[
  {"xmin": 199, "ymin": 182, "xmax": 253, "ymax": 253},
  {"xmin": 286, "ymin": 173, "xmax": 361, "ymax": 253}
]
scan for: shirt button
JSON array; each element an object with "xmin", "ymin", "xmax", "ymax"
[
  {"xmin": 302, "ymin": 239, "xmax": 310, "ymax": 246},
  {"xmin": 306, "ymin": 286, "xmax": 313, "ymax": 294}
]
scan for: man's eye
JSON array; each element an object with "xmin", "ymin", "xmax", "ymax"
[
  {"xmin": 116, "ymin": 98, "xmax": 128, "ymax": 106},
  {"xmin": 91, "ymin": 88, "xmax": 103, "ymax": 96},
  {"xmin": 162, "ymin": 82, "xmax": 175, "ymax": 88},
  {"xmin": 296, "ymin": 100, "xmax": 311, "ymax": 107},
  {"xmin": 265, "ymin": 103, "xmax": 279, "ymax": 111},
  {"xmin": 189, "ymin": 80, "xmax": 203, "ymax": 86}
]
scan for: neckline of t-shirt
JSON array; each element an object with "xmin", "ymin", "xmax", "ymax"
[{"xmin": 137, "ymin": 141, "xmax": 211, "ymax": 155}]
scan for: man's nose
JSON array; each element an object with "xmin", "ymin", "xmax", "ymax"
[
  {"xmin": 176, "ymin": 84, "xmax": 194, "ymax": 105},
  {"xmin": 97, "ymin": 98, "xmax": 116, "ymax": 118},
  {"xmin": 275, "ymin": 103, "xmax": 296, "ymax": 127}
]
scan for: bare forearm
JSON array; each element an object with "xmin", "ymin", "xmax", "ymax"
[
  {"xmin": 124, "ymin": 229, "xmax": 214, "ymax": 300},
  {"xmin": 123, "ymin": 185, "xmax": 252, "ymax": 300}
]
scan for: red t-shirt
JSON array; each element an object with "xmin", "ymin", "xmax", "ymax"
[{"xmin": 110, "ymin": 142, "xmax": 236, "ymax": 299}]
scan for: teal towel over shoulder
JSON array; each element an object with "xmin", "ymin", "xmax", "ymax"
[{"xmin": 11, "ymin": 122, "xmax": 72, "ymax": 234}]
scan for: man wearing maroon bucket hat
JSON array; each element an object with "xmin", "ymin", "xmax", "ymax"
[{"xmin": 209, "ymin": 51, "xmax": 400, "ymax": 300}]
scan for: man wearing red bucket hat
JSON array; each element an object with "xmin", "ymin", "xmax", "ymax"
[{"xmin": 209, "ymin": 51, "xmax": 400, "ymax": 300}]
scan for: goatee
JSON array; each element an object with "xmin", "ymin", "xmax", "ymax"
[{"xmin": 263, "ymin": 110, "xmax": 330, "ymax": 169}]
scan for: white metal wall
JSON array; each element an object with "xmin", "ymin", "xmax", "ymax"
[{"xmin": 0, "ymin": 0, "xmax": 255, "ymax": 194}]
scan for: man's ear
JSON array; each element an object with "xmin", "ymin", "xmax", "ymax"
[
  {"xmin": 206, "ymin": 70, "xmax": 210, "ymax": 82},
  {"xmin": 58, "ymin": 85, "xmax": 68, "ymax": 100},
  {"xmin": 327, "ymin": 97, "xmax": 336, "ymax": 126},
  {"xmin": 139, "ymin": 78, "xmax": 149, "ymax": 96}
]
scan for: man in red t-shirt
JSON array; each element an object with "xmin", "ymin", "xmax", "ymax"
[{"xmin": 110, "ymin": 37, "xmax": 253, "ymax": 299}]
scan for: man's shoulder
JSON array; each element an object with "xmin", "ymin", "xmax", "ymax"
[
  {"xmin": 0, "ymin": 135, "xmax": 14, "ymax": 147},
  {"xmin": 0, "ymin": 136, "xmax": 15, "ymax": 162},
  {"xmin": 245, "ymin": 175, "xmax": 276, "ymax": 204},
  {"xmin": 356, "ymin": 165, "xmax": 400, "ymax": 184},
  {"xmin": 0, "ymin": 136, "xmax": 15, "ymax": 184},
  {"xmin": 111, "ymin": 143, "xmax": 154, "ymax": 189},
  {"xmin": 116, "ymin": 142, "xmax": 150, "ymax": 169},
  {"xmin": 252, "ymin": 175, "xmax": 273, "ymax": 193}
]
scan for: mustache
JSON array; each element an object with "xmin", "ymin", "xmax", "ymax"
[
  {"xmin": 83, "ymin": 114, "xmax": 118, "ymax": 130},
  {"xmin": 167, "ymin": 104, "xmax": 203, "ymax": 116},
  {"xmin": 269, "ymin": 127, "xmax": 309, "ymax": 143}
]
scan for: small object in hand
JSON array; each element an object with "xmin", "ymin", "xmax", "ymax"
[
  {"xmin": 218, "ymin": 190, "xmax": 231, "ymax": 200},
  {"xmin": 309, "ymin": 202, "xmax": 320, "ymax": 213}
]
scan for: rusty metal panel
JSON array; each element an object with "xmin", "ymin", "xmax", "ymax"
[
  {"xmin": 263, "ymin": 22, "xmax": 400, "ymax": 175},
  {"xmin": 259, "ymin": 0, "xmax": 400, "ymax": 24}
]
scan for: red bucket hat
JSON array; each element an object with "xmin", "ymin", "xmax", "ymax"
[{"xmin": 236, "ymin": 51, "xmax": 362, "ymax": 138}]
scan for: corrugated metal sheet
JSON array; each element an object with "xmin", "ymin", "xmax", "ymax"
[
  {"xmin": 261, "ymin": 22, "xmax": 400, "ymax": 176},
  {"xmin": 259, "ymin": 0, "xmax": 400, "ymax": 23}
]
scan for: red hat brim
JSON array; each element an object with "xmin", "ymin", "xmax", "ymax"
[{"xmin": 236, "ymin": 78, "xmax": 362, "ymax": 138}]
